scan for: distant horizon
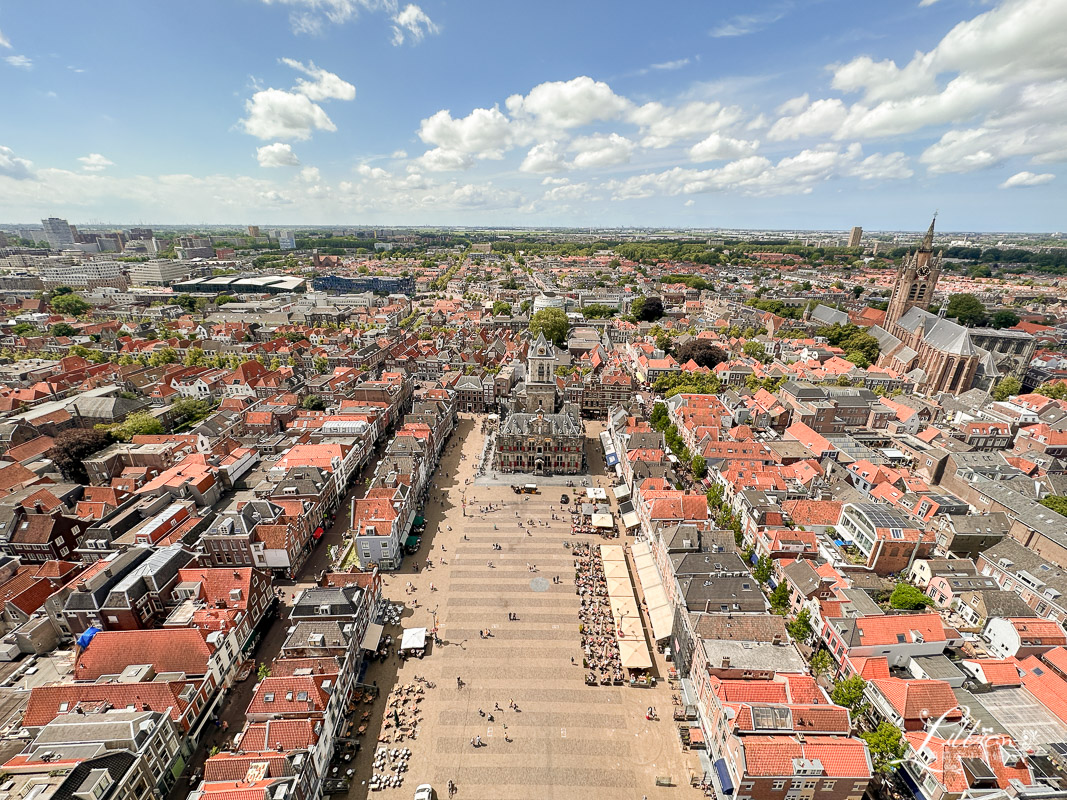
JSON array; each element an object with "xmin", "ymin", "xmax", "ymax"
[{"xmin": 2, "ymin": 221, "xmax": 1062, "ymax": 237}]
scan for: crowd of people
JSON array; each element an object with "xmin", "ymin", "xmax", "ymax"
[
  {"xmin": 574, "ymin": 542, "xmax": 625, "ymax": 685},
  {"xmin": 570, "ymin": 501, "xmax": 618, "ymax": 539}
]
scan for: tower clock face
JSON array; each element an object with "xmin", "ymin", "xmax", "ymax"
[{"xmin": 917, "ymin": 264, "xmax": 930, "ymax": 278}]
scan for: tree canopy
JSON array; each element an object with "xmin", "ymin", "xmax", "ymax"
[
  {"xmin": 815, "ymin": 323, "xmax": 880, "ymax": 364},
  {"xmin": 830, "ymin": 675, "xmax": 868, "ymax": 714},
  {"xmin": 1039, "ymin": 495, "xmax": 1067, "ymax": 518},
  {"xmin": 861, "ymin": 722, "xmax": 907, "ymax": 773},
  {"xmin": 632, "ymin": 295, "xmax": 664, "ymax": 322},
  {"xmin": 1036, "ymin": 382, "xmax": 1067, "ymax": 400},
  {"xmin": 581, "ymin": 303, "xmax": 617, "ymax": 319},
  {"xmin": 491, "ymin": 301, "xmax": 512, "ymax": 316},
  {"xmin": 50, "ymin": 293, "xmax": 90, "ymax": 317},
  {"xmin": 674, "ymin": 339, "xmax": 727, "ymax": 368},
  {"xmin": 46, "ymin": 428, "xmax": 110, "ymax": 483},
  {"xmin": 990, "ymin": 309, "xmax": 1020, "ymax": 329},
  {"xmin": 945, "ymin": 293, "xmax": 987, "ymax": 326},
  {"xmin": 991, "ymin": 376, "xmax": 1021, "ymax": 401},
  {"xmin": 889, "ymin": 582, "xmax": 934, "ymax": 610},
  {"xmin": 529, "ymin": 307, "xmax": 569, "ymax": 347},
  {"xmin": 302, "ymin": 394, "xmax": 326, "ymax": 411},
  {"xmin": 110, "ymin": 411, "xmax": 165, "ymax": 442}
]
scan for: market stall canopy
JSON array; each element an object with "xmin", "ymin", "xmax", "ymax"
[
  {"xmin": 586, "ymin": 487, "xmax": 608, "ymax": 501},
  {"xmin": 603, "ymin": 560, "xmax": 630, "ymax": 580},
  {"xmin": 361, "ymin": 622, "xmax": 384, "ymax": 651},
  {"xmin": 400, "ymin": 627, "xmax": 427, "ymax": 651},
  {"xmin": 619, "ymin": 638, "xmax": 653, "ymax": 669},
  {"xmin": 612, "ymin": 484, "xmax": 631, "ymax": 500},
  {"xmin": 621, "ymin": 511, "xmax": 640, "ymax": 529},
  {"xmin": 600, "ymin": 544, "xmax": 626, "ymax": 562},
  {"xmin": 592, "ymin": 513, "xmax": 614, "ymax": 529},
  {"xmin": 607, "ymin": 576, "xmax": 633, "ymax": 598}
]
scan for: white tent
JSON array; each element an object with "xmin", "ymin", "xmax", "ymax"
[
  {"xmin": 400, "ymin": 627, "xmax": 427, "ymax": 651},
  {"xmin": 360, "ymin": 622, "xmax": 384, "ymax": 651},
  {"xmin": 592, "ymin": 513, "xmax": 614, "ymax": 529}
]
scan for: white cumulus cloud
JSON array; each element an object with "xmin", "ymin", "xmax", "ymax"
[
  {"xmin": 506, "ymin": 76, "xmax": 631, "ymax": 131},
  {"xmin": 77, "ymin": 153, "xmax": 114, "ymax": 172},
  {"xmin": 0, "ymin": 145, "xmax": 34, "ymax": 180},
  {"xmin": 570, "ymin": 133, "xmax": 635, "ymax": 169},
  {"xmin": 391, "ymin": 4, "xmax": 438, "ymax": 45},
  {"xmin": 689, "ymin": 134, "xmax": 759, "ymax": 162},
  {"xmin": 239, "ymin": 59, "xmax": 354, "ymax": 141},
  {"xmin": 520, "ymin": 141, "xmax": 569, "ymax": 174},
  {"xmin": 1000, "ymin": 171, "xmax": 1055, "ymax": 188},
  {"xmin": 5, "ymin": 54, "xmax": 31, "ymax": 69},
  {"xmin": 256, "ymin": 142, "xmax": 301, "ymax": 167},
  {"xmin": 280, "ymin": 58, "xmax": 356, "ymax": 101},
  {"xmin": 418, "ymin": 106, "xmax": 512, "ymax": 158}
]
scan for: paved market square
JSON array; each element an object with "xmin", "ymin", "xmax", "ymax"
[{"xmin": 348, "ymin": 417, "xmax": 699, "ymax": 799}]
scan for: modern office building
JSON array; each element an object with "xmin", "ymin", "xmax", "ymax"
[
  {"xmin": 41, "ymin": 217, "xmax": 75, "ymax": 249},
  {"xmin": 128, "ymin": 259, "xmax": 196, "ymax": 287},
  {"xmin": 848, "ymin": 226, "xmax": 863, "ymax": 248}
]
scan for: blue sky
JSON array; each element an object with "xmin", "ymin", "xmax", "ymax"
[{"xmin": 0, "ymin": 0, "xmax": 1063, "ymax": 230}]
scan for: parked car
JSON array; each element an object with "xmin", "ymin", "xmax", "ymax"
[{"xmin": 413, "ymin": 785, "xmax": 435, "ymax": 800}]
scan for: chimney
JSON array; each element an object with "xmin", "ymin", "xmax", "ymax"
[{"xmin": 721, "ymin": 657, "xmax": 731, "ymax": 669}]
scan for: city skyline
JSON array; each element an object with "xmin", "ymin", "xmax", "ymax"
[{"xmin": 0, "ymin": 0, "xmax": 1064, "ymax": 230}]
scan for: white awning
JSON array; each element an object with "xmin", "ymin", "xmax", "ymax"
[
  {"xmin": 612, "ymin": 484, "xmax": 631, "ymax": 500},
  {"xmin": 400, "ymin": 627, "xmax": 427, "ymax": 650},
  {"xmin": 592, "ymin": 513, "xmax": 614, "ymax": 529},
  {"xmin": 360, "ymin": 622, "xmax": 384, "ymax": 651},
  {"xmin": 621, "ymin": 511, "xmax": 640, "ymax": 529}
]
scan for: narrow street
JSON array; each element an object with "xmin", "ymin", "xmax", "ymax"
[{"xmin": 165, "ymin": 440, "xmax": 385, "ymax": 800}]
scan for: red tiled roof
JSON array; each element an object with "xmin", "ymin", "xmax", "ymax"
[
  {"xmin": 75, "ymin": 628, "xmax": 214, "ymax": 679},
  {"xmin": 904, "ymin": 733, "xmax": 1031, "ymax": 793},
  {"xmin": 869, "ymin": 678, "xmax": 960, "ymax": 721},
  {"xmin": 741, "ymin": 735, "xmax": 872, "ymax": 778},
  {"xmin": 23, "ymin": 681, "xmax": 193, "ymax": 728}
]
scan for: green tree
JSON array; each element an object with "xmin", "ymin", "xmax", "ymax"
[
  {"xmin": 810, "ymin": 649, "xmax": 834, "ymax": 680},
  {"xmin": 889, "ymin": 583, "xmax": 934, "ymax": 610},
  {"xmin": 46, "ymin": 428, "xmax": 110, "ymax": 483},
  {"xmin": 830, "ymin": 675, "xmax": 868, "ymax": 714},
  {"xmin": 215, "ymin": 294, "xmax": 238, "ymax": 306},
  {"xmin": 991, "ymin": 309, "xmax": 1020, "ymax": 329},
  {"xmin": 302, "ymin": 394, "xmax": 326, "ymax": 411},
  {"xmin": 112, "ymin": 411, "xmax": 165, "ymax": 441},
  {"xmin": 706, "ymin": 483, "xmax": 724, "ymax": 509},
  {"xmin": 742, "ymin": 340, "xmax": 766, "ymax": 361},
  {"xmin": 634, "ymin": 295, "xmax": 664, "ymax": 322},
  {"xmin": 11, "ymin": 322, "xmax": 38, "ymax": 335},
  {"xmin": 649, "ymin": 403, "xmax": 670, "ymax": 431},
  {"xmin": 769, "ymin": 582, "xmax": 790, "ymax": 614},
  {"xmin": 50, "ymin": 293, "xmax": 91, "ymax": 316},
  {"xmin": 786, "ymin": 608, "xmax": 813, "ymax": 642},
  {"xmin": 529, "ymin": 307, "xmax": 569, "ymax": 347},
  {"xmin": 171, "ymin": 398, "xmax": 212, "ymax": 424},
  {"xmin": 845, "ymin": 351, "xmax": 870, "ymax": 368},
  {"xmin": 183, "ymin": 347, "xmax": 207, "ymax": 367},
  {"xmin": 313, "ymin": 356, "xmax": 330, "ymax": 373},
  {"xmin": 49, "ymin": 322, "xmax": 77, "ymax": 337},
  {"xmin": 945, "ymin": 293, "xmax": 987, "ymax": 326},
  {"xmin": 1036, "ymin": 382, "xmax": 1067, "ymax": 400},
  {"xmin": 691, "ymin": 454, "xmax": 707, "ymax": 479},
  {"xmin": 753, "ymin": 555, "xmax": 773, "ymax": 584},
  {"xmin": 991, "ymin": 376, "xmax": 1021, "ymax": 401},
  {"xmin": 861, "ymin": 722, "xmax": 907, "ymax": 773},
  {"xmin": 1039, "ymin": 495, "xmax": 1067, "ymax": 517},
  {"xmin": 582, "ymin": 303, "xmax": 617, "ymax": 319},
  {"xmin": 174, "ymin": 294, "xmax": 199, "ymax": 313},
  {"xmin": 674, "ymin": 339, "xmax": 727, "ymax": 368},
  {"xmin": 148, "ymin": 347, "xmax": 179, "ymax": 366},
  {"xmin": 491, "ymin": 301, "xmax": 512, "ymax": 316}
]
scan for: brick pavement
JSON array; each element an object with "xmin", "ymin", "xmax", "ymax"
[{"xmin": 348, "ymin": 416, "xmax": 696, "ymax": 800}]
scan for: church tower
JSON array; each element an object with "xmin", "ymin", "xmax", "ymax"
[
  {"xmin": 524, "ymin": 331, "xmax": 559, "ymax": 412},
  {"xmin": 885, "ymin": 216, "xmax": 943, "ymax": 331}
]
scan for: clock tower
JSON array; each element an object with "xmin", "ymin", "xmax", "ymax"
[{"xmin": 885, "ymin": 215, "xmax": 943, "ymax": 330}]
